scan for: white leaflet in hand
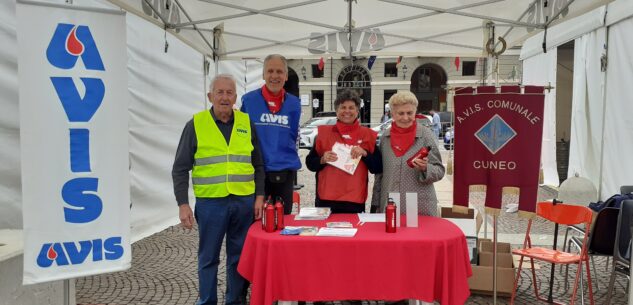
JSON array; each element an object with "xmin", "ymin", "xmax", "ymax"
[{"xmin": 327, "ymin": 142, "xmax": 360, "ymax": 175}]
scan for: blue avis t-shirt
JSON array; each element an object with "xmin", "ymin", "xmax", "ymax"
[{"xmin": 241, "ymin": 89, "xmax": 301, "ymax": 172}]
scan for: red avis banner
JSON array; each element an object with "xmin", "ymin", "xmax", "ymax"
[{"xmin": 453, "ymin": 86, "xmax": 545, "ymax": 215}]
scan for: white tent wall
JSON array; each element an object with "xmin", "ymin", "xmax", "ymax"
[
  {"xmin": 567, "ymin": 28, "xmax": 607, "ymax": 190},
  {"xmin": 601, "ymin": 17, "xmax": 633, "ymax": 198},
  {"xmin": 0, "ymin": 0, "xmax": 21, "ymax": 230},
  {"xmin": 126, "ymin": 12, "xmax": 209, "ymax": 242},
  {"xmin": 215, "ymin": 59, "xmax": 264, "ymax": 109},
  {"xmin": 522, "ymin": 51, "xmax": 560, "ymax": 186}
]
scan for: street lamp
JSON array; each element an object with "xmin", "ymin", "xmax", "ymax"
[
  {"xmin": 301, "ymin": 66, "xmax": 307, "ymax": 80},
  {"xmin": 402, "ymin": 64, "xmax": 408, "ymax": 80}
]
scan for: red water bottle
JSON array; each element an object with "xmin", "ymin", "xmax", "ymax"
[
  {"xmin": 265, "ymin": 203, "xmax": 276, "ymax": 232},
  {"xmin": 386, "ymin": 198, "xmax": 397, "ymax": 233},
  {"xmin": 274, "ymin": 197, "xmax": 285, "ymax": 230},
  {"xmin": 406, "ymin": 146, "xmax": 432, "ymax": 168},
  {"xmin": 262, "ymin": 196, "xmax": 272, "ymax": 230}
]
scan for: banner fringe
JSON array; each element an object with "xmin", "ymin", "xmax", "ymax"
[
  {"xmin": 484, "ymin": 207, "xmax": 501, "ymax": 216},
  {"xmin": 446, "ymin": 154, "xmax": 453, "ymax": 175},
  {"xmin": 518, "ymin": 210, "xmax": 536, "ymax": 219},
  {"xmin": 451, "ymin": 205, "xmax": 470, "ymax": 214}
]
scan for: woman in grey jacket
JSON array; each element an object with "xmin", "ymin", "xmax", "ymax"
[{"xmin": 371, "ymin": 91, "xmax": 445, "ymax": 216}]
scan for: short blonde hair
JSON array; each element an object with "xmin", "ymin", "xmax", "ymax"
[{"xmin": 388, "ymin": 91, "xmax": 418, "ymax": 110}]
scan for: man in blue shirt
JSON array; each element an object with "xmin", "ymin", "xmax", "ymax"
[
  {"xmin": 430, "ymin": 109, "xmax": 441, "ymax": 139},
  {"xmin": 241, "ymin": 54, "xmax": 301, "ymax": 214}
]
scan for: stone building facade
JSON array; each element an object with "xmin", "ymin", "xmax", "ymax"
[{"xmin": 284, "ymin": 55, "xmax": 520, "ymax": 125}]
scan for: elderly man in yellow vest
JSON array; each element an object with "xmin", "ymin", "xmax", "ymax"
[{"xmin": 172, "ymin": 74, "xmax": 264, "ymax": 305}]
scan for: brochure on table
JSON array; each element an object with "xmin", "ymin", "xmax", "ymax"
[
  {"xmin": 316, "ymin": 227, "xmax": 358, "ymax": 237},
  {"xmin": 294, "ymin": 207, "xmax": 331, "ymax": 220}
]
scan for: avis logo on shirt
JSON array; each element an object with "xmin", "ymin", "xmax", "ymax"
[{"xmin": 260, "ymin": 113, "xmax": 288, "ymax": 125}]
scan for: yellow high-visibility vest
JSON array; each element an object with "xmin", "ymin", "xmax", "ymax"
[{"xmin": 192, "ymin": 110, "xmax": 254, "ymax": 198}]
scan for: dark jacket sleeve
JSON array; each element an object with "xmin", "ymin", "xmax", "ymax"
[
  {"xmin": 362, "ymin": 143, "xmax": 382, "ymax": 174},
  {"xmin": 305, "ymin": 137, "xmax": 325, "ymax": 172},
  {"xmin": 172, "ymin": 119, "xmax": 196, "ymax": 205},
  {"xmin": 250, "ymin": 121, "xmax": 265, "ymax": 196}
]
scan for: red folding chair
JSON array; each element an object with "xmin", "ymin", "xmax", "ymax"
[{"xmin": 510, "ymin": 201, "xmax": 595, "ymax": 305}]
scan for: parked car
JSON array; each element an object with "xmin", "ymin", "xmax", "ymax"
[
  {"xmin": 299, "ymin": 116, "xmax": 337, "ymax": 148},
  {"xmin": 372, "ymin": 115, "xmax": 432, "ymax": 146}
]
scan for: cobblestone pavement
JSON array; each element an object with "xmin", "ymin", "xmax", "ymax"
[{"xmin": 76, "ymin": 147, "xmax": 629, "ymax": 305}]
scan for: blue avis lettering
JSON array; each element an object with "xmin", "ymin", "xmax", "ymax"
[
  {"xmin": 47, "ymin": 23, "xmax": 106, "ymax": 223},
  {"xmin": 62, "ymin": 178, "xmax": 102, "ymax": 223},
  {"xmin": 260, "ymin": 113, "xmax": 289, "ymax": 125},
  {"xmin": 36, "ymin": 237, "xmax": 124, "ymax": 267},
  {"xmin": 51, "ymin": 77, "xmax": 104, "ymax": 123}
]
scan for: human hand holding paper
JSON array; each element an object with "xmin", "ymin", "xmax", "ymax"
[{"xmin": 326, "ymin": 142, "xmax": 360, "ymax": 175}]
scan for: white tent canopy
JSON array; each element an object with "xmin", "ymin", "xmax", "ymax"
[{"xmin": 109, "ymin": 0, "xmax": 608, "ymax": 59}]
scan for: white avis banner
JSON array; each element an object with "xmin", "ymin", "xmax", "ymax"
[{"xmin": 17, "ymin": 1, "xmax": 130, "ymax": 284}]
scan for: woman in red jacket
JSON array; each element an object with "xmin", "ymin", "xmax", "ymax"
[{"xmin": 306, "ymin": 89, "xmax": 382, "ymax": 213}]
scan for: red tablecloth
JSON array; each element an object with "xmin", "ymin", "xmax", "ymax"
[{"xmin": 238, "ymin": 214, "xmax": 472, "ymax": 305}]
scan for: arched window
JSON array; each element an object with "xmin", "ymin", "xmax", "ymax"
[{"xmin": 336, "ymin": 65, "xmax": 372, "ymax": 123}]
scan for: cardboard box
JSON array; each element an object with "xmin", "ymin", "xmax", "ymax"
[
  {"xmin": 441, "ymin": 207, "xmax": 482, "ymax": 264},
  {"xmin": 468, "ymin": 240, "xmax": 516, "ymax": 296}
]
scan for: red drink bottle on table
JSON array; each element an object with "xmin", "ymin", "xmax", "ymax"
[
  {"xmin": 265, "ymin": 203, "xmax": 276, "ymax": 232},
  {"xmin": 263, "ymin": 196, "xmax": 276, "ymax": 232},
  {"xmin": 262, "ymin": 196, "xmax": 271, "ymax": 230},
  {"xmin": 274, "ymin": 197, "xmax": 284, "ymax": 230},
  {"xmin": 406, "ymin": 146, "xmax": 432, "ymax": 168},
  {"xmin": 386, "ymin": 198, "xmax": 397, "ymax": 233}
]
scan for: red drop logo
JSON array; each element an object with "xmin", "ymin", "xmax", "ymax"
[
  {"xmin": 368, "ymin": 32, "xmax": 378, "ymax": 46},
  {"xmin": 66, "ymin": 26, "xmax": 84, "ymax": 56},
  {"xmin": 47, "ymin": 245, "xmax": 58, "ymax": 260}
]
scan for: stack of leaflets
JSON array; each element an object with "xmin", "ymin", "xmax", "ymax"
[
  {"xmin": 294, "ymin": 207, "xmax": 331, "ymax": 220},
  {"xmin": 326, "ymin": 221, "xmax": 353, "ymax": 228},
  {"xmin": 316, "ymin": 227, "xmax": 358, "ymax": 237}
]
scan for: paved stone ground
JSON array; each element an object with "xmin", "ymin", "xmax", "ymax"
[{"xmin": 76, "ymin": 146, "xmax": 630, "ymax": 305}]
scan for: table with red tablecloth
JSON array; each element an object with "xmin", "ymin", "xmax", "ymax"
[{"xmin": 237, "ymin": 214, "xmax": 472, "ymax": 305}]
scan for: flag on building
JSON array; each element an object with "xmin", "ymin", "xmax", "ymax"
[
  {"xmin": 318, "ymin": 57, "xmax": 325, "ymax": 71},
  {"xmin": 454, "ymin": 57, "xmax": 460, "ymax": 71},
  {"xmin": 367, "ymin": 55, "xmax": 377, "ymax": 70}
]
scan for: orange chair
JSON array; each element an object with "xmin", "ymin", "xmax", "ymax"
[
  {"xmin": 510, "ymin": 202, "xmax": 595, "ymax": 305},
  {"xmin": 292, "ymin": 191, "xmax": 301, "ymax": 214}
]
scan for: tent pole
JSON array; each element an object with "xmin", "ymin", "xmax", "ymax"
[
  {"xmin": 347, "ymin": 0, "xmax": 353, "ymax": 65},
  {"xmin": 493, "ymin": 214, "xmax": 498, "ymax": 305},
  {"xmin": 597, "ymin": 29, "xmax": 609, "ymax": 198},
  {"xmin": 330, "ymin": 56, "xmax": 333, "ymax": 111}
]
